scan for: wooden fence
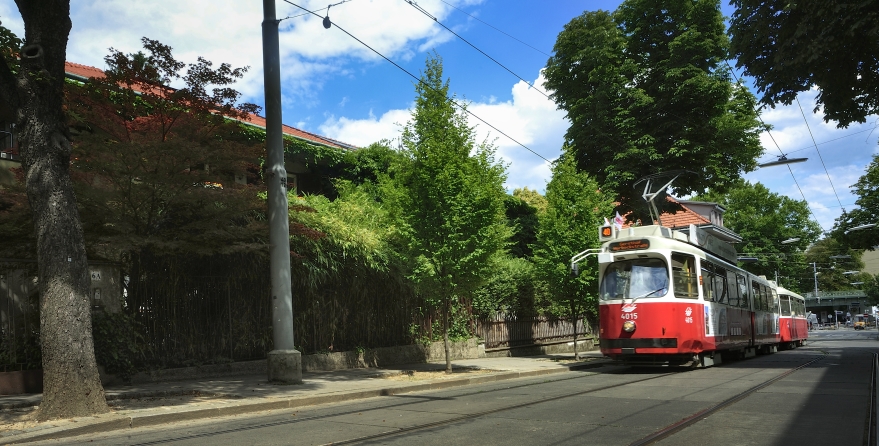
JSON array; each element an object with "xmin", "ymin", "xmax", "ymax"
[{"xmin": 475, "ymin": 313, "xmax": 593, "ymax": 349}]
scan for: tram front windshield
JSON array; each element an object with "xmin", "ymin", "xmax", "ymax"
[{"xmin": 600, "ymin": 258, "xmax": 669, "ymax": 301}]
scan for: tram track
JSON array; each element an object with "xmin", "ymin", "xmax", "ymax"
[
  {"xmin": 123, "ymin": 352, "xmax": 829, "ymax": 446},
  {"xmin": 324, "ymin": 352, "xmax": 829, "ymax": 446},
  {"xmin": 627, "ymin": 352, "xmax": 827, "ymax": 445}
]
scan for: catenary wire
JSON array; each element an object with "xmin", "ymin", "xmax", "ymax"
[
  {"xmin": 404, "ymin": 0, "xmax": 550, "ymax": 98},
  {"xmin": 796, "ymin": 96, "xmax": 846, "ymax": 211},
  {"xmin": 281, "ymin": 0, "xmax": 553, "ymax": 163},
  {"xmin": 438, "ymin": 0, "xmax": 552, "ymax": 58},
  {"xmin": 724, "ymin": 60, "xmax": 826, "ymax": 233},
  {"xmin": 784, "ymin": 124, "xmax": 879, "ymax": 155}
]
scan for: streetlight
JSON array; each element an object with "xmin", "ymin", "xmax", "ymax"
[
  {"xmin": 758, "ymin": 155, "xmax": 808, "ymax": 168},
  {"xmin": 845, "ymin": 223, "xmax": 877, "ymax": 234},
  {"xmin": 843, "ymin": 271, "xmax": 860, "ymax": 275},
  {"xmin": 781, "ymin": 237, "xmax": 800, "ymax": 244}
]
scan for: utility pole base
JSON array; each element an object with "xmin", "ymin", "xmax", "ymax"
[{"xmin": 267, "ymin": 349, "xmax": 303, "ymax": 384}]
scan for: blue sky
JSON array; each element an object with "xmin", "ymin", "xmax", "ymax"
[{"xmin": 1, "ymin": 0, "xmax": 877, "ymax": 233}]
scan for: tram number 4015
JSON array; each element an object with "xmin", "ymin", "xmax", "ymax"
[{"xmin": 621, "ymin": 313, "xmax": 638, "ymax": 320}]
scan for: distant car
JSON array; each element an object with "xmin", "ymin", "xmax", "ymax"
[{"xmin": 853, "ymin": 314, "xmax": 868, "ymax": 330}]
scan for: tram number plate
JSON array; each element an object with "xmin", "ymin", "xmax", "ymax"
[{"xmin": 621, "ymin": 313, "xmax": 638, "ymax": 320}]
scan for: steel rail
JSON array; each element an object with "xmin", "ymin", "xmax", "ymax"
[{"xmin": 628, "ymin": 353, "xmax": 828, "ymax": 446}]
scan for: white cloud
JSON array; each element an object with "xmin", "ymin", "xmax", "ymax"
[
  {"xmin": 746, "ymin": 89, "xmax": 879, "ymax": 232},
  {"xmin": 0, "ymin": 0, "xmax": 482, "ymax": 110},
  {"xmin": 318, "ymin": 71, "xmax": 565, "ymax": 192},
  {"xmin": 319, "ymin": 108, "xmax": 410, "ymax": 147}
]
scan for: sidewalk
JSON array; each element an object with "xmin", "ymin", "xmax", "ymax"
[{"xmin": 0, "ymin": 351, "xmax": 611, "ymax": 444}]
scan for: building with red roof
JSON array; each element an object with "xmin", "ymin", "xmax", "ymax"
[{"xmin": 1, "ymin": 61, "xmax": 358, "ymax": 194}]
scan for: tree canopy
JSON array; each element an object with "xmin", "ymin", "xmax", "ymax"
[
  {"xmin": 694, "ymin": 180, "xmax": 821, "ymax": 293},
  {"xmin": 835, "ymin": 154, "xmax": 879, "ymax": 250},
  {"xmin": 543, "ymin": 0, "xmax": 765, "ymax": 217},
  {"xmin": 729, "ymin": 1, "xmax": 879, "ymax": 127},
  {"xmin": 65, "ymin": 38, "xmax": 265, "ymax": 259},
  {"xmin": 393, "ymin": 53, "xmax": 510, "ymax": 372},
  {"xmin": 532, "ymin": 154, "xmax": 614, "ymax": 334}
]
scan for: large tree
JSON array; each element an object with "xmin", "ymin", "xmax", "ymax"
[
  {"xmin": 804, "ymin": 237, "xmax": 864, "ymax": 294},
  {"xmin": 0, "ymin": 2, "xmax": 109, "ymax": 419},
  {"xmin": 394, "ymin": 53, "xmax": 510, "ymax": 373},
  {"xmin": 695, "ymin": 180, "xmax": 821, "ymax": 293},
  {"xmin": 66, "ymin": 38, "xmax": 263, "ymax": 259},
  {"xmin": 532, "ymin": 153, "xmax": 614, "ymax": 358},
  {"xmin": 729, "ymin": 1, "xmax": 879, "ymax": 127},
  {"xmin": 835, "ymin": 154, "xmax": 879, "ymax": 249},
  {"xmin": 543, "ymin": 0, "xmax": 764, "ymax": 217}
]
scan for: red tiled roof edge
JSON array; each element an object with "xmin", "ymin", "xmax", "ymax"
[
  {"xmin": 612, "ymin": 196, "xmax": 710, "ymax": 230},
  {"xmin": 63, "ymin": 62, "xmax": 357, "ymax": 151}
]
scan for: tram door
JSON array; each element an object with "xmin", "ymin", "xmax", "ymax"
[{"xmin": 785, "ymin": 296, "xmax": 799, "ymax": 340}]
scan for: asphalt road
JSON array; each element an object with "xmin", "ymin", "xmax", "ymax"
[{"xmin": 31, "ymin": 335, "xmax": 878, "ymax": 446}]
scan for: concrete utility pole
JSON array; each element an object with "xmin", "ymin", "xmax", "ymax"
[{"xmin": 262, "ymin": 0, "xmax": 301, "ymax": 384}]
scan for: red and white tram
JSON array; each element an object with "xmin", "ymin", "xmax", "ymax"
[
  {"xmin": 777, "ymin": 285, "xmax": 808, "ymax": 348},
  {"xmin": 589, "ymin": 223, "xmax": 803, "ymax": 367}
]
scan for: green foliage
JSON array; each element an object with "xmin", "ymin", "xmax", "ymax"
[
  {"xmin": 864, "ymin": 274, "xmax": 879, "ymax": 307},
  {"xmin": 543, "ymin": 0, "xmax": 765, "ymax": 217},
  {"xmin": 729, "ymin": 1, "xmax": 879, "ymax": 127},
  {"xmin": 392, "ymin": 53, "xmax": 510, "ymax": 366},
  {"xmin": 694, "ymin": 180, "xmax": 821, "ymax": 294},
  {"xmin": 532, "ymin": 154, "xmax": 615, "ymax": 322},
  {"xmin": 835, "ymin": 154, "xmax": 879, "ymax": 249},
  {"xmin": 504, "ymin": 193, "xmax": 540, "ymax": 259},
  {"xmin": 290, "ymin": 181, "xmax": 405, "ymax": 276},
  {"xmin": 471, "ymin": 256, "xmax": 537, "ymax": 318},
  {"xmin": 65, "ymin": 38, "xmax": 266, "ymax": 260},
  {"xmin": 0, "ymin": 22, "xmax": 21, "ymax": 73},
  {"xmin": 805, "ymin": 238, "xmax": 864, "ymax": 293},
  {"xmin": 92, "ymin": 309, "xmax": 144, "ymax": 382}
]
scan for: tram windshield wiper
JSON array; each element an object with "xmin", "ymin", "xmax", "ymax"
[{"xmin": 627, "ymin": 287, "xmax": 666, "ymax": 303}]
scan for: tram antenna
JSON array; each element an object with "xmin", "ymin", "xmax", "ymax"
[{"xmin": 632, "ymin": 170, "xmax": 696, "ymax": 226}]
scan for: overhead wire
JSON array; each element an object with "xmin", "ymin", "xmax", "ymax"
[
  {"xmin": 280, "ymin": 0, "xmax": 552, "ymax": 163},
  {"xmin": 404, "ymin": 0, "xmax": 550, "ymax": 99},
  {"xmin": 783, "ymin": 124, "xmax": 879, "ymax": 155},
  {"xmin": 724, "ymin": 60, "xmax": 827, "ymax": 233},
  {"xmin": 796, "ymin": 96, "xmax": 846, "ymax": 212},
  {"xmin": 437, "ymin": 0, "xmax": 551, "ymax": 58}
]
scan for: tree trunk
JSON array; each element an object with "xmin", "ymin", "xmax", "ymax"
[
  {"xmin": 11, "ymin": 0, "xmax": 109, "ymax": 420},
  {"xmin": 571, "ymin": 300, "xmax": 579, "ymax": 360},
  {"xmin": 443, "ymin": 296, "xmax": 452, "ymax": 374}
]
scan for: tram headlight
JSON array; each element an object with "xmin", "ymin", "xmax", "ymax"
[{"xmin": 623, "ymin": 320, "xmax": 636, "ymax": 333}]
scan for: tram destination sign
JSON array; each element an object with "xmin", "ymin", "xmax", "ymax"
[{"xmin": 608, "ymin": 239, "xmax": 650, "ymax": 252}]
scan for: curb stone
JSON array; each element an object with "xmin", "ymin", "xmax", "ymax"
[{"xmin": 1, "ymin": 359, "xmax": 610, "ymax": 444}]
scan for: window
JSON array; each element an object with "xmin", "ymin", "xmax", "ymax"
[
  {"xmin": 737, "ymin": 274, "xmax": 750, "ymax": 308},
  {"xmin": 779, "ymin": 295, "xmax": 791, "ymax": 316},
  {"xmin": 600, "ymin": 258, "xmax": 669, "ymax": 301},
  {"xmin": 671, "ymin": 253, "xmax": 698, "ymax": 299},
  {"xmin": 727, "ymin": 270, "xmax": 740, "ymax": 307},
  {"xmin": 701, "ymin": 261, "xmax": 728, "ymax": 304}
]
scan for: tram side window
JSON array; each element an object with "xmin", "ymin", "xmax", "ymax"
[
  {"xmin": 737, "ymin": 274, "xmax": 750, "ymax": 309},
  {"xmin": 726, "ymin": 270, "xmax": 740, "ymax": 307},
  {"xmin": 771, "ymin": 290, "xmax": 779, "ymax": 313},
  {"xmin": 701, "ymin": 261, "xmax": 727, "ymax": 304},
  {"xmin": 752, "ymin": 282, "xmax": 766, "ymax": 311},
  {"xmin": 671, "ymin": 253, "xmax": 699, "ymax": 299},
  {"xmin": 780, "ymin": 295, "xmax": 792, "ymax": 316},
  {"xmin": 794, "ymin": 299, "xmax": 804, "ymax": 316}
]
